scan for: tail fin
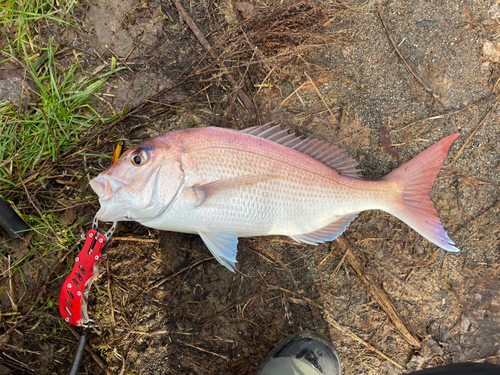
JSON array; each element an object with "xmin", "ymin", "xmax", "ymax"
[{"xmin": 384, "ymin": 134, "xmax": 460, "ymax": 252}]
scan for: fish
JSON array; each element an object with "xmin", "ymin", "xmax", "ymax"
[{"xmin": 90, "ymin": 123, "xmax": 460, "ymax": 272}]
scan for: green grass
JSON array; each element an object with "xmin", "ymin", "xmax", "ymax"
[
  {"xmin": 0, "ymin": 41, "xmax": 123, "ymax": 190},
  {"xmin": 0, "ymin": 1, "xmax": 124, "ymax": 311},
  {"xmin": 0, "ymin": 0, "xmax": 74, "ymax": 51}
]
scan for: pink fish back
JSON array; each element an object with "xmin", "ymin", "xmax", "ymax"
[{"xmin": 165, "ymin": 126, "xmax": 351, "ymax": 181}]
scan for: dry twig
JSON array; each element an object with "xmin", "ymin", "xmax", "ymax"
[
  {"xmin": 304, "ymin": 71, "xmax": 337, "ymax": 126},
  {"xmin": 451, "ymin": 98, "xmax": 500, "ymax": 165},
  {"xmin": 329, "ymin": 247, "xmax": 349, "ymax": 279},
  {"xmin": 266, "ymin": 285, "xmax": 405, "ymax": 369},
  {"xmin": 1, "ymin": 352, "xmax": 35, "ymax": 373},
  {"xmin": 113, "ymin": 236, "xmax": 160, "ymax": 243},
  {"xmin": 18, "ymin": 171, "xmax": 62, "ymax": 242},
  {"xmin": 178, "ymin": 340, "xmax": 229, "ymax": 361},
  {"xmin": 254, "ymin": 67, "xmax": 276, "ymax": 99},
  {"xmin": 393, "ymin": 98, "xmax": 492, "ymax": 133},
  {"xmin": 279, "ymin": 82, "xmax": 307, "ymax": 108},
  {"xmin": 171, "ymin": 0, "xmax": 256, "ymax": 115},
  {"xmin": 336, "ymin": 237, "xmax": 421, "ymax": 348},
  {"xmin": 120, "ymin": 35, "xmax": 182, "ymax": 113},
  {"xmin": 147, "ymin": 257, "xmax": 213, "ymax": 290},
  {"xmin": 378, "ymin": 11, "xmax": 432, "ymax": 93},
  {"xmin": 196, "ymin": 293, "xmax": 259, "ymax": 328},
  {"xmin": 323, "ymin": 315, "xmax": 405, "ymax": 370},
  {"xmin": 106, "ymin": 260, "xmax": 116, "ymax": 327},
  {"xmin": 114, "ymin": 328, "xmax": 170, "ymax": 336}
]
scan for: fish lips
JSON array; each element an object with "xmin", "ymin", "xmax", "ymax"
[
  {"xmin": 90, "ymin": 175, "xmax": 127, "ymax": 221},
  {"xmin": 90, "ymin": 175, "xmax": 126, "ymax": 200}
]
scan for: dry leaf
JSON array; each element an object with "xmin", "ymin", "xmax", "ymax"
[
  {"xmin": 379, "ymin": 126, "xmax": 399, "ymax": 159},
  {"xmin": 482, "ymin": 41, "xmax": 500, "ymax": 64},
  {"xmin": 235, "ymin": 2, "xmax": 254, "ymax": 19}
]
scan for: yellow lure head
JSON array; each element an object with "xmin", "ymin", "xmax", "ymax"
[{"xmin": 111, "ymin": 140, "xmax": 125, "ymax": 165}]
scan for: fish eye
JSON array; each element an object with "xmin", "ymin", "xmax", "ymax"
[{"xmin": 131, "ymin": 149, "xmax": 150, "ymax": 166}]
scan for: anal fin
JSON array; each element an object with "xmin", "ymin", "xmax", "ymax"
[
  {"xmin": 290, "ymin": 213, "xmax": 358, "ymax": 245},
  {"xmin": 198, "ymin": 231, "xmax": 238, "ymax": 272}
]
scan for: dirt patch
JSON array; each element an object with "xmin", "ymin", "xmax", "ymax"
[{"xmin": 1, "ymin": 0, "xmax": 500, "ymax": 374}]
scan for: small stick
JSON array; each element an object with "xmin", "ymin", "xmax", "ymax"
[
  {"xmin": 106, "ymin": 46, "xmax": 134, "ymax": 72},
  {"xmin": 472, "ymin": 354, "xmax": 500, "ymax": 362},
  {"xmin": 267, "ymin": 285, "xmax": 322, "ymax": 308},
  {"xmin": 317, "ymin": 244, "xmax": 335, "ymax": 267},
  {"xmin": 338, "ymin": 105, "xmax": 347, "ymax": 136},
  {"xmin": 178, "ymin": 340, "xmax": 229, "ymax": 361},
  {"xmin": 196, "ymin": 293, "xmax": 258, "ymax": 328},
  {"xmin": 337, "ymin": 237, "xmax": 421, "ymax": 348},
  {"xmin": 18, "ymin": 171, "xmax": 62, "ymax": 242},
  {"xmin": 329, "ymin": 247, "xmax": 349, "ymax": 280},
  {"xmin": 304, "ymin": 71, "xmax": 337, "ymax": 123},
  {"xmin": 120, "ymin": 35, "xmax": 182, "ymax": 113},
  {"xmin": 114, "ymin": 328, "xmax": 170, "ymax": 336},
  {"xmin": 171, "ymin": 0, "xmax": 256, "ymax": 115},
  {"xmin": 67, "ymin": 325, "xmax": 113, "ymax": 375},
  {"xmin": 451, "ymin": 199, "xmax": 500, "ymax": 238},
  {"xmin": 451, "ymin": 98, "xmax": 500, "ymax": 165},
  {"xmin": 493, "ymin": 75, "xmax": 500, "ymax": 92},
  {"xmin": 269, "ymin": 247, "xmax": 298, "ymax": 288},
  {"xmin": 285, "ymin": 247, "xmax": 318, "ymax": 267},
  {"xmin": 266, "ymin": 285, "xmax": 405, "ymax": 369},
  {"xmin": 147, "ymin": 257, "xmax": 213, "ymax": 290},
  {"xmin": 345, "ymin": 250, "xmax": 420, "ymax": 348},
  {"xmin": 378, "ymin": 11, "xmax": 432, "ymax": 93},
  {"xmin": 7, "ymin": 255, "xmax": 18, "ymax": 312},
  {"xmin": 323, "ymin": 315, "xmax": 405, "ymax": 370},
  {"xmin": 393, "ymin": 98, "xmax": 491, "ymax": 133},
  {"xmin": 254, "ymin": 66, "xmax": 276, "ymax": 99},
  {"xmin": 113, "ymin": 236, "xmax": 160, "ymax": 243},
  {"xmin": 2, "ymin": 352, "xmax": 35, "ymax": 372},
  {"xmin": 403, "ymin": 248, "xmax": 441, "ymax": 271},
  {"xmin": 278, "ymin": 83, "xmax": 307, "ymax": 108},
  {"xmin": 241, "ymin": 243, "xmax": 279, "ymax": 267},
  {"xmin": 106, "ymin": 260, "xmax": 116, "ymax": 326},
  {"xmin": 45, "ymin": 201, "xmax": 91, "ymax": 213},
  {"xmin": 2, "ymin": 344, "xmax": 42, "ymax": 356}
]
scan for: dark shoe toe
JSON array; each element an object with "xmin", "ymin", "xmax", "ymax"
[{"xmin": 255, "ymin": 331, "xmax": 341, "ymax": 375}]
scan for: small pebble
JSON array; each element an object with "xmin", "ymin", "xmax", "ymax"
[{"xmin": 416, "ymin": 20, "xmax": 437, "ymax": 28}]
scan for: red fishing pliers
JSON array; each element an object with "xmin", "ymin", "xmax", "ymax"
[{"xmin": 58, "ymin": 217, "xmax": 117, "ymax": 374}]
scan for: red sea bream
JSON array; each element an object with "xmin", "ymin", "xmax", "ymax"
[{"xmin": 90, "ymin": 124, "xmax": 459, "ymax": 271}]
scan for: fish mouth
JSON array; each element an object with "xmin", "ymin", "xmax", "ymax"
[
  {"xmin": 90, "ymin": 175, "xmax": 128, "ymax": 222},
  {"xmin": 90, "ymin": 175, "xmax": 125, "ymax": 200}
]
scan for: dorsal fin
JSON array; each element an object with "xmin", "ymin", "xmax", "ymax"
[{"xmin": 241, "ymin": 123, "xmax": 361, "ymax": 178}]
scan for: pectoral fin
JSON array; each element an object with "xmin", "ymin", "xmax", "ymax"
[
  {"xmin": 192, "ymin": 175, "xmax": 274, "ymax": 207},
  {"xmin": 290, "ymin": 213, "xmax": 358, "ymax": 245},
  {"xmin": 198, "ymin": 231, "xmax": 239, "ymax": 272}
]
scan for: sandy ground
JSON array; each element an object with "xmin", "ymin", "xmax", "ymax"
[{"xmin": 1, "ymin": 0, "xmax": 499, "ymax": 374}]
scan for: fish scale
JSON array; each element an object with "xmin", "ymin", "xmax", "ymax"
[
  {"xmin": 90, "ymin": 124, "xmax": 460, "ymax": 272},
  {"xmin": 189, "ymin": 147, "xmax": 347, "ymax": 235}
]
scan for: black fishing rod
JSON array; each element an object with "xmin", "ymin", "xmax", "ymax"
[{"xmin": 0, "ymin": 198, "xmax": 29, "ymax": 238}]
